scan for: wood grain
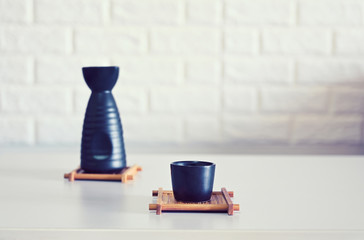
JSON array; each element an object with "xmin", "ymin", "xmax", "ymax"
[
  {"xmin": 152, "ymin": 190, "xmax": 234, "ymax": 197},
  {"xmin": 64, "ymin": 165, "xmax": 142, "ymax": 182},
  {"xmin": 149, "ymin": 188, "xmax": 239, "ymax": 215}
]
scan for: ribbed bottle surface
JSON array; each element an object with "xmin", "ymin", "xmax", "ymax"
[{"xmin": 81, "ymin": 91, "xmax": 127, "ymax": 173}]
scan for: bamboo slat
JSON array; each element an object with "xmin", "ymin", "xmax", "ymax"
[
  {"xmin": 149, "ymin": 188, "xmax": 239, "ymax": 215},
  {"xmin": 221, "ymin": 187, "xmax": 234, "ymax": 215},
  {"xmin": 64, "ymin": 165, "xmax": 142, "ymax": 183},
  {"xmin": 151, "ymin": 190, "xmax": 234, "ymax": 198}
]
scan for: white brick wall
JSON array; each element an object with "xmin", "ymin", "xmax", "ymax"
[
  {"xmin": 150, "ymin": 87, "xmax": 220, "ymax": 113},
  {"xmin": 293, "ymin": 116, "xmax": 362, "ymax": 144},
  {"xmin": 150, "ymin": 28, "xmax": 221, "ymax": 55},
  {"xmin": 225, "ymin": 58, "xmax": 292, "ymax": 84},
  {"xmin": 0, "ymin": 0, "xmax": 363, "ymax": 152},
  {"xmin": 224, "ymin": 28, "xmax": 258, "ymax": 54},
  {"xmin": 37, "ymin": 117, "xmax": 82, "ymax": 145},
  {"xmin": 186, "ymin": 59, "xmax": 221, "ymax": 85},
  {"xmin": 113, "ymin": 57, "xmax": 182, "ymax": 85},
  {"xmin": 74, "ymin": 28, "xmax": 147, "ymax": 55},
  {"xmin": 335, "ymin": 30, "xmax": 364, "ymax": 55},
  {"xmin": 36, "ymin": 57, "xmax": 109, "ymax": 85},
  {"xmin": 298, "ymin": 0, "xmax": 362, "ymax": 26},
  {"xmin": 0, "ymin": 0, "xmax": 31, "ymax": 23},
  {"xmin": 223, "ymin": 115, "xmax": 291, "ymax": 143},
  {"xmin": 331, "ymin": 89, "xmax": 364, "ymax": 114},
  {"xmin": 225, "ymin": 0, "xmax": 293, "ymax": 25},
  {"xmin": 261, "ymin": 87, "xmax": 328, "ymax": 113},
  {"xmin": 0, "ymin": 57, "xmax": 33, "ymax": 84},
  {"xmin": 2, "ymin": 26, "xmax": 71, "ymax": 54},
  {"xmin": 111, "ymin": 0, "xmax": 183, "ymax": 25},
  {"xmin": 0, "ymin": 118, "xmax": 34, "ymax": 145},
  {"xmin": 186, "ymin": 117, "xmax": 221, "ymax": 142},
  {"xmin": 262, "ymin": 29, "xmax": 331, "ymax": 55},
  {"xmin": 35, "ymin": 0, "xmax": 107, "ymax": 24},
  {"xmin": 123, "ymin": 116, "xmax": 183, "ymax": 143},
  {"xmin": 223, "ymin": 87, "xmax": 256, "ymax": 112},
  {"xmin": 186, "ymin": 0, "xmax": 222, "ymax": 25},
  {"xmin": 297, "ymin": 59, "xmax": 364, "ymax": 84},
  {"xmin": 2, "ymin": 87, "xmax": 72, "ymax": 114}
]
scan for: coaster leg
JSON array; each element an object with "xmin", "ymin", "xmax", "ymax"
[
  {"xmin": 156, "ymin": 188, "xmax": 163, "ymax": 215},
  {"xmin": 64, "ymin": 167, "xmax": 80, "ymax": 182},
  {"xmin": 121, "ymin": 175, "xmax": 128, "ymax": 183},
  {"xmin": 120, "ymin": 165, "xmax": 142, "ymax": 183},
  {"xmin": 70, "ymin": 171, "xmax": 75, "ymax": 182},
  {"xmin": 221, "ymin": 187, "xmax": 234, "ymax": 215}
]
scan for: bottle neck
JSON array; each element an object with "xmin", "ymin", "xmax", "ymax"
[{"xmin": 91, "ymin": 90, "xmax": 111, "ymax": 94}]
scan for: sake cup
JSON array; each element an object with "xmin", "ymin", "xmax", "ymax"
[{"xmin": 171, "ymin": 161, "xmax": 215, "ymax": 202}]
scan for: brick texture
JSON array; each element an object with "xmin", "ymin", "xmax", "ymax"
[
  {"xmin": 111, "ymin": 0, "xmax": 182, "ymax": 25},
  {"xmin": 293, "ymin": 116, "xmax": 362, "ymax": 144},
  {"xmin": 186, "ymin": 60, "xmax": 221, "ymax": 85},
  {"xmin": 112, "ymin": 57, "xmax": 182, "ymax": 85},
  {"xmin": 224, "ymin": 28, "xmax": 258, "ymax": 54},
  {"xmin": 262, "ymin": 29, "xmax": 331, "ymax": 55},
  {"xmin": 297, "ymin": 59, "xmax": 364, "ymax": 84},
  {"xmin": 261, "ymin": 87, "xmax": 328, "ymax": 113},
  {"xmin": 35, "ymin": 0, "xmax": 106, "ymax": 24},
  {"xmin": 223, "ymin": 87, "xmax": 257, "ymax": 112},
  {"xmin": 0, "ymin": 57, "xmax": 33, "ymax": 84},
  {"xmin": 0, "ymin": 118, "xmax": 34, "ymax": 145},
  {"xmin": 36, "ymin": 117, "xmax": 82, "ymax": 144},
  {"xmin": 2, "ymin": 87, "xmax": 72, "ymax": 114},
  {"xmin": 0, "ymin": 0, "xmax": 31, "ymax": 23},
  {"xmin": 123, "ymin": 116, "xmax": 183, "ymax": 143},
  {"xmin": 298, "ymin": 0, "xmax": 363, "ymax": 25},
  {"xmin": 74, "ymin": 28, "xmax": 147, "ymax": 55},
  {"xmin": 0, "ymin": 0, "xmax": 363, "ymax": 150},
  {"xmin": 150, "ymin": 87, "xmax": 220, "ymax": 113},
  {"xmin": 225, "ymin": 58, "xmax": 292, "ymax": 84},
  {"xmin": 186, "ymin": 0, "xmax": 222, "ymax": 25},
  {"xmin": 225, "ymin": 0, "xmax": 293, "ymax": 25},
  {"xmin": 186, "ymin": 117, "xmax": 221, "ymax": 142},
  {"xmin": 335, "ymin": 30, "xmax": 364, "ymax": 55},
  {"xmin": 150, "ymin": 28, "xmax": 220, "ymax": 55},
  {"xmin": 223, "ymin": 116, "xmax": 291, "ymax": 143},
  {"xmin": 2, "ymin": 27, "xmax": 69, "ymax": 54},
  {"xmin": 36, "ymin": 57, "xmax": 109, "ymax": 85},
  {"xmin": 331, "ymin": 89, "xmax": 364, "ymax": 114}
]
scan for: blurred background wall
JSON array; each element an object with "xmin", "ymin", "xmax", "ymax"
[{"xmin": 0, "ymin": 0, "xmax": 363, "ymax": 153}]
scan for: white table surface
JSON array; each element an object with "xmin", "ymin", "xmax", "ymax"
[{"xmin": 0, "ymin": 150, "xmax": 363, "ymax": 239}]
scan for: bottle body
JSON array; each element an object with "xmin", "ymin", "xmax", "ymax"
[{"xmin": 81, "ymin": 91, "xmax": 126, "ymax": 173}]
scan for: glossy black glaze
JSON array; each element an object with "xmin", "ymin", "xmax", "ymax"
[
  {"xmin": 171, "ymin": 161, "xmax": 215, "ymax": 202},
  {"xmin": 80, "ymin": 66, "xmax": 127, "ymax": 173}
]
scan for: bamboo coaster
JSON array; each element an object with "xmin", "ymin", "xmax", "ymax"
[
  {"xmin": 64, "ymin": 164, "xmax": 142, "ymax": 183},
  {"xmin": 149, "ymin": 187, "xmax": 239, "ymax": 215}
]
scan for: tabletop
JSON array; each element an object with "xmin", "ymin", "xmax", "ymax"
[{"xmin": 0, "ymin": 149, "xmax": 363, "ymax": 239}]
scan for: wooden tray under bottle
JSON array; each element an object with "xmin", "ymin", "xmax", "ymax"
[
  {"xmin": 149, "ymin": 187, "xmax": 239, "ymax": 215},
  {"xmin": 64, "ymin": 165, "xmax": 142, "ymax": 183}
]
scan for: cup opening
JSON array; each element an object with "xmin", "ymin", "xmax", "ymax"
[{"xmin": 171, "ymin": 161, "xmax": 215, "ymax": 167}]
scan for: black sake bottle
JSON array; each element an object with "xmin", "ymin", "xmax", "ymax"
[{"xmin": 80, "ymin": 66, "xmax": 127, "ymax": 173}]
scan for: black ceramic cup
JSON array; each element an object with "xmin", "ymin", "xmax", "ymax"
[{"xmin": 171, "ymin": 161, "xmax": 216, "ymax": 202}]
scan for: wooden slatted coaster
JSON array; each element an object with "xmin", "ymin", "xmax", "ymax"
[
  {"xmin": 149, "ymin": 187, "xmax": 239, "ymax": 215},
  {"xmin": 64, "ymin": 165, "xmax": 142, "ymax": 183}
]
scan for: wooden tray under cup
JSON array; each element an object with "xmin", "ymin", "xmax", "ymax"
[{"xmin": 149, "ymin": 187, "xmax": 239, "ymax": 215}]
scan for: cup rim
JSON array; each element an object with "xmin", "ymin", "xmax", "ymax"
[
  {"xmin": 171, "ymin": 160, "xmax": 215, "ymax": 167},
  {"xmin": 82, "ymin": 66, "xmax": 119, "ymax": 70}
]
